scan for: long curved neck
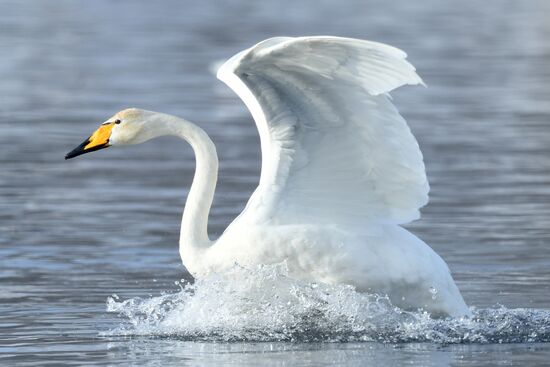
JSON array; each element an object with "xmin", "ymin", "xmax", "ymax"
[{"xmin": 153, "ymin": 113, "xmax": 218, "ymax": 257}]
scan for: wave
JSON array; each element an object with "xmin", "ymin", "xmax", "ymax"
[{"xmin": 104, "ymin": 263, "xmax": 550, "ymax": 343}]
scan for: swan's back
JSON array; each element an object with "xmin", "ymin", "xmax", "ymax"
[{"xmin": 217, "ymin": 36, "xmax": 428, "ymax": 228}]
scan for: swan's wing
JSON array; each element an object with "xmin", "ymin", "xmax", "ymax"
[{"xmin": 217, "ymin": 36, "xmax": 428, "ymax": 226}]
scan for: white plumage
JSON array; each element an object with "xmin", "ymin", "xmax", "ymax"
[
  {"xmin": 66, "ymin": 36, "xmax": 470, "ymax": 318},
  {"xmin": 217, "ymin": 36, "xmax": 428, "ymax": 226}
]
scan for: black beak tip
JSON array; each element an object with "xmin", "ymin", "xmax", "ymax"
[
  {"xmin": 65, "ymin": 140, "xmax": 90, "ymax": 160},
  {"xmin": 64, "ymin": 139, "xmax": 109, "ymax": 161}
]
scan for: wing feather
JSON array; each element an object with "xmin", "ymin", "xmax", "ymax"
[{"xmin": 217, "ymin": 36, "xmax": 428, "ymax": 226}]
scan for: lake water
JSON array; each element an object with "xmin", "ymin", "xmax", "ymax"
[{"xmin": 1, "ymin": 0, "xmax": 550, "ymax": 365}]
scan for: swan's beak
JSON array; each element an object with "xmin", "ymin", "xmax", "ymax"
[{"xmin": 65, "ymin": 123, "xmax": 114, "ymax": 160}]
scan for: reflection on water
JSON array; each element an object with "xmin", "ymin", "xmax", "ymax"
[{"xmin": 1, "ymin": 0, "xmax": 550, "ymax": 365}]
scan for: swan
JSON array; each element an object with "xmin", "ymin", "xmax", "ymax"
[{"xmin": 65, "ymin": 36, "xmax": 470, "ymax": 318}]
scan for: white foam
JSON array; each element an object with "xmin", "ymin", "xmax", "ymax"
[{"xmin": 104, "ymin": 263, "xmax": 550, "ymax": 343}]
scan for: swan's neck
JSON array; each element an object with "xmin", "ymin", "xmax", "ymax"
[{"xmin": 152, "ymin": 114, "xmax": 218, "ymax": 262}]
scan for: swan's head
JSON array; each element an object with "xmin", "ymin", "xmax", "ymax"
[{"xmin": 65, "ymin": 108, "xmax": 155, "ymax": 159}]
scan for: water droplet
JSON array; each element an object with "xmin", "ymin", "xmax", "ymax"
[{"xmin": 429, "ymin": 287, "xmax": 438, "ymax": 300}]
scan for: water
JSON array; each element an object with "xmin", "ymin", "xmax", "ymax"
[{"xmin": 1, "ymin": 0, "xmax": 550, "ymax": 365}]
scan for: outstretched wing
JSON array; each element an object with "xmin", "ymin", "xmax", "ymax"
[{"xmin": 217, "ymin": 36, "xmax": 428, "ymax": 227}]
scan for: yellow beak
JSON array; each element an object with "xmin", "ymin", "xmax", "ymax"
[{"xmin": 65, "ymin": 123, "xmax": 114, "ymax": 160}]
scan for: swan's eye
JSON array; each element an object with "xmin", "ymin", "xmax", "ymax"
[{"xmin": 114, "ymin": 119, "xmax": 122, "ymax": 124}]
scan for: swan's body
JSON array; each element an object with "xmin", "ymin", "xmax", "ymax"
[{"xmin": 66, "ymin": 36, "xmax": 470, "ymax": 318}]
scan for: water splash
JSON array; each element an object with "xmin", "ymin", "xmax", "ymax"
[{"xmin": 104, "ymin": 263, "xmax": 550, "ymax": 343}]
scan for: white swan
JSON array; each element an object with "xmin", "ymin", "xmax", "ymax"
[{"xmin": 66, "ymin": 36, "xmax": 470, "ymax": 318}]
